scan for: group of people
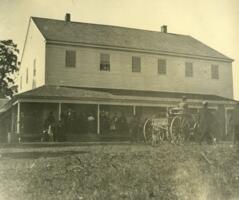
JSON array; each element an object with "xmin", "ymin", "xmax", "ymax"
[
  {"xmin": 100, "ymin": 111, "xmax": 143, "ymax": 141},
  {"xmin": 41, "ymin": 108, "xmax": 144, "ymax": 142},
  {"xmin": 41, "ymin": 111, "xmax": 65, "ymax": 142},
  {"xmin": 41, "ymin": 109, "xmax": 97, "ymax": 142},
  {"xmin": 100, "ymin": 111, "xmax": 129, "ymax": 135}
]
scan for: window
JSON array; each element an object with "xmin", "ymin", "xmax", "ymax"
[
  {"xmin": 33, "ymin": 59, "xmax": 36, "ymax": 76},
  {"xmin": 100, "ymin": 53, "xmax": 110, "ymax": 71},
  {"xmin": 65, "ymin": 50, "xmax": 76, "ymax": 67},
  {"xmin": 132, "ymin": 56, "xmax": 141, "ymax": 72},
  {"xmin": 32, "ymin": 79, "xmax": 36, "ymax": 89},
  {"xmin": 20, "ymin": 76, "xmax": 22, "ymax": 90},
  {"xmin": 26, "ymin": 68, "xmax": 28, "ymax": 84},
  {"xmin": 185, "ymin": 62, "xmax": 193, "ymax": 77},
  {"xmin": 211, "ymin": 64, "xmax": 219, "ymax": 79},
  {"xmin": 158, "ymin": 59, "xmax": 166, "ymax": 74}
]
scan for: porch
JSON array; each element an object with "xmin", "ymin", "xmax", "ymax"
[{"xmin": 0, "ymin": 85, "xmax": 236, "ymax": 143}]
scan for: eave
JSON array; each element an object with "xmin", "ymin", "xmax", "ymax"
[{"xmin": 46, "ymin": 40, "xmax": 234, "ymax": 63}]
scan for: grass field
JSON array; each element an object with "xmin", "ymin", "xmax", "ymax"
[{"xmin": 0, "ymin": 143, "xmax": 239, "ymax": 200}]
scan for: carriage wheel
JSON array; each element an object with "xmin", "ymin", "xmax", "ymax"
[
  {"xmin": 143, "ymin": 119, "xmax": 166, "ymax": 145},
  {"xmin": 170, "ymin": 116, "xmax": 190, "ymax": 144},
  {"xmin": 143, "ymin": 119, "xmax": 153, "ymax": 144},
  {"xmin": 170, "ymin": 116, "xmax": 181, "ymax": 144}
]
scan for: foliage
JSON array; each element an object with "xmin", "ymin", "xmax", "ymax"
[{"xmin": 0, "ymin": 40, "xmax": 19, "ymax": 98}]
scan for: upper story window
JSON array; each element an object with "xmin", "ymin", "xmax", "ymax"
[
  {"xmin": 158, "ymin": 59, "xmax": 166, "ymax": 74},
  {"xmin": 33, "ymin": 59, "xmax": 36, "ymax": 76},
  {"xmin": 100, "ymin": 53, "xmax": 110, "ymax": 71},
  {"xmin": 65, "ymin": 50, "xmax": 76, "ymax": 67},
  {"xmin": 185, "ymin": 62, "xmax": 193, "ymax": 77},
  {"xmin": 132, "ymin": 56, "xmax": 141, "ymax": 72},
  {"xmin": 26, "ymin": 68, "xmax": 28, "ymax": 84},
  {"xmin": 211, "ymin": 64, "xmax": 219, "ymax": 79}
]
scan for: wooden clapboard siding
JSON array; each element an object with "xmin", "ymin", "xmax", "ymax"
[
  {"xmin": 18, "ymin": 18, "xmax": 46, "ymax": 93},
  {"xmin": 45, "ymin": 44, "xmax": 233, "ymax": 99}
]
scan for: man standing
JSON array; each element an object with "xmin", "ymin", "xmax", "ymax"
[
  {"xmin": 231, "ymin": 102, "xmax": 239, "ymax": 149},
  {"xmin": 178, "ymin": 96, "xmax": 189, "ymax": 114},
  {"xmin": 199, "ymin": 101, "xmax": 214, "ymax": 144}
]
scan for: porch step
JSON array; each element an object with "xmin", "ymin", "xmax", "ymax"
[
  {"xmin": 66, "ymin": 133, "xmax": 131, "ymax": 142},
  {"xmin": 16, "ymin": 133, "xmax": 133, "ymax": 143}
]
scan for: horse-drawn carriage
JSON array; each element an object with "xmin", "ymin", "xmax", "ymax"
[{"xmin": 143, "ymin": 107, "xmax": 199, "ymax": 145}]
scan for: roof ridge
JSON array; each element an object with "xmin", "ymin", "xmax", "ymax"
[{"xmin": 31, "ymin": 16, "xmax": 189, "ymax": 37}]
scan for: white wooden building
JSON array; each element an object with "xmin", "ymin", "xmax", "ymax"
[{"xmin": 0, "ymin": 14, "xmax": 236, "ymax": 142}]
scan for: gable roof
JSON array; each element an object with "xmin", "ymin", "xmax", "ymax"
[{"xmin": 31, "ymin": 17, "xmax": 232, "ymax": 62}]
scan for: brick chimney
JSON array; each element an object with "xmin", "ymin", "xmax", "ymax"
[
  {"xmin": 161, "ymin": 25, "xmax": 167, "ymax": 33},
  {"xmin": 65, "ymin": 13, "xmax": 71, "ymax": 22}
]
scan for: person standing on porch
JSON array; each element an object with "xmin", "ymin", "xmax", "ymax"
[
  {"xmin": 43, "ymin": 111, "xmax": 56, "ymax": 141},
  {"xmin": 110, "ymin": 113, "xmax": 118, "ymax": 134},
  {"xmin": 66, "ymin": 108, "xmax": 74, "ymax": 134},
  {"xmin": 230, "ymin": 102, "xmax": 239, "ymax": 149},
  {"xmin": 100, "ymin": 110, "xmax": 109, "ymax": 135},
  {"xmin": 87, "ymin": 113, "xmax": 95, "ymax": 134},
  {"xmin": 118, "ymin": 113, "xmax": 128, "ymax": 135},
  {"xmin": 55, "ymin": 119, "xmax": 66, "ymax": 142}
]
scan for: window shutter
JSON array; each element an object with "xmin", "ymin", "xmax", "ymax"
[
  {"xmin": 33, "ymin": 59, "xmax": 36, "ymax": 76},
  {"xmin": 132, "ymin": 56, "xmax": 141, "ymax": 72},
  {"xmin": 185, "ymin": 62, "xmax": 193, "ymax": 77},
  {"xmin": 158, "ymin": 59, "xmax": 166, "ymax": 74},
  {"xmin": 26, "ymin": 68, "xmax": 28, "ymax": 84},
  {"xmin": 211, "ymin": 65, "xmax": 219, "ymax": 79},
  {"xmin": 65, "ymin": 50, "xmax": 76, "ymax": 67}
]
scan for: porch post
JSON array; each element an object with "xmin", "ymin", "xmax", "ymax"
[
  {"xmin": 9, "ymin": 107, "xmax": 15, "ymax": 143},
  {"xmin": 133, "ymin": 106, "xmax": 136, "ymax": 116},
  {"xmin": 97, "ymin": 104, "xmax": 100, "ymax": 134},
  {"xmin": 58, "ymin": 102, "xmax": 62, "ymax": 121},
  {"xmin": 225, "ymin": 108, "xmax": 228, "ymax": 136},
  {"xmin": 16, "ymin": 102, "xmax": 21, "ymax": 142}
]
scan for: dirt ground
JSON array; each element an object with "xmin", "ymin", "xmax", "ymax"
[{"xmin": 0, "ymin": 143, "xmax": 239, "ymax": 200}]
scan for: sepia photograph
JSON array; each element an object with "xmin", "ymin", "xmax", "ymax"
[{"xmin": 0, "ymin": 0, "xmax": 239, "ymax": 199}]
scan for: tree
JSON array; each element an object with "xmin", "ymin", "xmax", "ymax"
[{"xmin": 0, "ymin": 40, "xmax": 19, "ymax": 98}]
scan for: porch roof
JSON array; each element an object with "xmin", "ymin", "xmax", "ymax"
[
  {"xmin": 0, "ymin": 98, "xmax": 10, "ymax": 113},
  {"xmin": 14, "ymin": 85, "xmax": 234, "ymax": 102}
]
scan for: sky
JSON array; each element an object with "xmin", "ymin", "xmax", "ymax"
[{"xmin": 0, "ymin": 0, "xmax": 239, "ymax": 100}]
